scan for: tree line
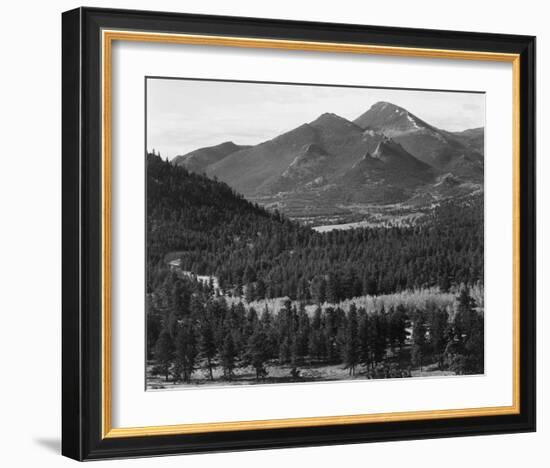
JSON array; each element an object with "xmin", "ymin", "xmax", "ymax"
[{"xmin": 149, "ymin": 272, "xmax": 483, "ymax": 383}]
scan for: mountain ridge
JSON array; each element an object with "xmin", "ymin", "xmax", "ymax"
[
  {"xmin": 172, "ymin": 141, "xmax": 250, "ymax": 173},
  {"xmin": 166, "ymin": 101, "xmax": 484, "ymax": 222}
]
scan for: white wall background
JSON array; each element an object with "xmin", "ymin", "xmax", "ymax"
[{"xmin": 0, "ymin": 1, "xmax": 545, "ymax": 466}]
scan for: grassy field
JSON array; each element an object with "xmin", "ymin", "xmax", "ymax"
[{"xmin": 226, "ymin": 286, "xmax": 469, "ymax": 318}]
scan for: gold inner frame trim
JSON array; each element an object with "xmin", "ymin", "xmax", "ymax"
[{"xmin": 101, "ymin": 29, "xmax": 521, "ymax": 439}]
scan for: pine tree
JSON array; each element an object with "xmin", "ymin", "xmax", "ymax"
[
  {"xmin": 343, "ymin": 305, "xmax": 360, "ymax": 375},
  {"xmin": 439, "ymin": 272, "xmax": 451, "ymax": 293},
  {"xmin": 310, "ymin": 275, "xmax": 326, "ymax": 305},
  {"xmin": 244, "ymin": 282, "xmax": 255, "ymax": 303},
  {"xmin": 154, "ymin": 330, "xmax": 174, "ymax": 381},
  {"xmin": 342, "ymin": 268, "xmax": 358, "ymax": 299},
  {"xmin": 389, "ymin": 304, "xmax": 409, "ymax": 351},
  {"xmin": 454, "ymin": 287, "xmax": 476, "ymax": 342},
  {"xmin": 231, "ymin": 302, "xmax": 247, "ymax": 355},
  {"xmin": 244, "ymin": 307, "xmax": 259, "ymax": 342},
  {"xmin": 411, "ymin": 310, "xmax": 428, "ymax": 372},
  {"xmin": 364, "ymin": 276, "xmax": 378, "ymax": 296},
  {"xmin": 372, "ymin": 310, "xmax": 388, "ymax": 364},
  {"xmin": 334, "ymin": 307, "xmax": 347, "ymax": 364},
  {"xmin": 358, "ymin": 309, "xmax": 373, "ymax": 372},
  {"xmin": 147, "ymin": 305, "xmax": 162, "ymax": 360},
  {"xmin": 170, "ymin": 280, "xmax": 188, "ymax": 318},
  {"xmin": 278, "ymin": 336, "xmax": 291, "ymax": 364},
  {"xmin": 260, "ymin": 306, "xmax": 277, "ymax": 358},
  {"xmin": 255, "ymin": 278, "xmax": 266, "ymax": 299},
  {"xmin": 199, "ymin": 318, "xmax": 217, "ymax": 380},
  {"xmin": 246, "ymin": 325, "xmax": 269, "ymax": 380},
  {"xmin": 189, "ymin": 294, "xmax": 204, "ymax": 318},
  {"xmin": 463, "ymin": 311, "xmax": 484, "ymax": 374},
  {"xmin": 308, "ymin": 306, "xmax": 324, "ymax": 361},
  {"xmin": 326, "ymin": 273, "xmax": 341, "ymax": 304},
  {"xmin": 175, "ymin": 320, "xmax": 198, "ymax": 382},
  {"xmin": 428, "ymin": 306, "xmax": 449, "ymax": 370},
  {"xmin": 221, "ymin": 333, "xmax": 237, "ymax": 380},
  {"xmin": 292, "ymin": 305, "xmax": 310, "ymax": 365},
  {"xmin": 452, "ymin": 288, "xmax": 484, "ymax": 374},
  {"xmin": 297, "ymin": 277, "xmax": 310, "ymax": 302},
  {"xmin": 243, "ymin": 265, "xmax": 256, "ymax": 284},
  {"xmin": 324, "ymin": 307, "xmax": 339, "ymax": 363}
]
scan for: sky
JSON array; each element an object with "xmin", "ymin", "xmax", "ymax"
[{"xmin": 146, "ymin": 78, "xmax": 485, "ymax": 159}]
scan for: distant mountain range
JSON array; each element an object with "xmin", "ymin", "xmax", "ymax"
[{"xmin": 172, "ymin": 101, "xmax": 484, "ymax": 223}]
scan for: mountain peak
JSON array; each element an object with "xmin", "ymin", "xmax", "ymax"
[
  {"xmin": 217, "ymin": 140, "xmax": 239, "ymax": 149},
  {"xmin": 370, "ymin": 101, "xmax": 407, "ymax": 112},
  {"xmin": 354, "ymin": 101, "xmax": 430, "ymax": 136},
  {"xmin": 362, "ymin": 102, "xmax": 411, "ymax": 123},
  {"xmin": 310, "ymin": 112, "xmax": 357, "ymax": 129}
]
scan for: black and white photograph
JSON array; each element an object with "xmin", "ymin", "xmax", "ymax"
[
  {"xmin": 53, "ymin": 4, "xmax": 540, "ymax": 462},
  {"xmin": 145, "ymin": 78, "xmax": 485, "ymax": 389}
]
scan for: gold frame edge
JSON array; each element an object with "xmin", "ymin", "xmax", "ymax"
[{"xmin": 101, "ymin": 29, "xmax": 521, "ymax": 439}]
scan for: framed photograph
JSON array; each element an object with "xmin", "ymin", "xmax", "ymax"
[{"xmin": 62, "ymin": 7, "xmax": 536, "ymax": 461}]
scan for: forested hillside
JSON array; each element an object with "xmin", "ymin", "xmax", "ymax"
[
  {"xmin": 146, "ymin": 153, "xmax": 484, "ymax": 386},
  {"xmin": 147, "ymin": 153, "xmax": 483, "ymax": 301}
]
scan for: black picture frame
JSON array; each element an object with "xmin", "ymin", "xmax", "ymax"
[{"xmin": 62, "ymin": 6, "xmax": 536, "ymax": 461}]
